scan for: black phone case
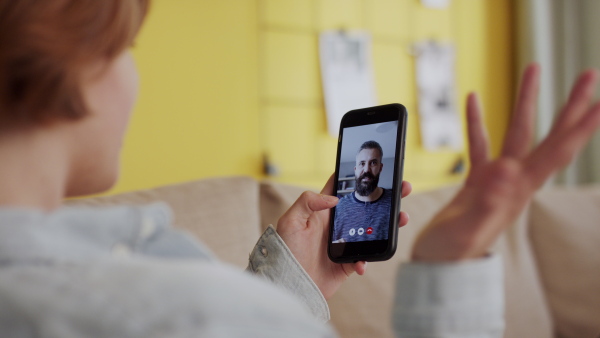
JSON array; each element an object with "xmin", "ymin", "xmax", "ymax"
[{"xmin": 327, "ymin": 103, "xmax": 407, "ymax": 263}]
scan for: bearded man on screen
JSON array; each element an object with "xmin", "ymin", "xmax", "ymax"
[{"xmin": 332, "ymin": 140, "xmax": 393, "ymax": 243}]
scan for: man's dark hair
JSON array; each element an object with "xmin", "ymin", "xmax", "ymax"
[{"xmin": 358, "ymin": 140, "xmax": 383, "ymax": 158}]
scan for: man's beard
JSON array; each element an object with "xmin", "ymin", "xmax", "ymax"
[{"xmin": 355, "ymin": 172, "xmax": 380, "ymax": 197}]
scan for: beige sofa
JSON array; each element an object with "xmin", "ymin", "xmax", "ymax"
[{"xmin": 69, "ymin": 176, "xmax": 600, "ymax": 338}]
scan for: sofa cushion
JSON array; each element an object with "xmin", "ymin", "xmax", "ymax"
[
  {"xmin": 68, "ymin": 177, "xmax": 261, "ymax": 268},
  {"xmin": 530, "ymin": 185, "xmax": 600, "ymax": 337}
]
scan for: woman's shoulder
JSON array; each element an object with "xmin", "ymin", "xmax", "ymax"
[
  {"xmin": 0, "ymin": 258, "xmax": 332, "ymax": 337},
  {"xmin": 0, "ymin": 203, "xmax": 215, "ymax": 266}
]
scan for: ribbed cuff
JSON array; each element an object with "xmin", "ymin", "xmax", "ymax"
[
  {"xmin": 246, "ymin": 225, "xmax": 330, "ymax": 322},
  {"xmin": 393, "ymin": 255, "xmax": 504, "ymax": 337}
]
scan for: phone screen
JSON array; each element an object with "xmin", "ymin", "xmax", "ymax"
[{"xmin": 332, "ymin": 121, "xmax": 398, "ymax": 243}]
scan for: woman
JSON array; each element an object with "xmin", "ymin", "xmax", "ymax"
[
  {"xmin": 0, "ymin": 2, "xmax": 404, "ymax": 336},
  {"xmin": 1, "ymin": 0, "xmax": 599, "ymax": 337}
]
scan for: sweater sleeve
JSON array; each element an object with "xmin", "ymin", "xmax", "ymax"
[
  {"xmin": 393, "ymin": 255, "xmax": 505, "ymax": 338},
  {"xmin": 246, "ymin": 226, "xmax": 504, "ymax": 336},
  {"xmin": 246, "ymin": 225, "xmax": 330, "ymax": 323}
]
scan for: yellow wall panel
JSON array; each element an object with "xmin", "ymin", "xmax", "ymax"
[
  {"xmin": 316, "ymin": 0, "xmax": 364, "ymax": 30},
  {"xmin": 263, "ymin": 103, "xmax": 337, "ymax": 188},
  {"xmin": 364, "ymin": 0, "xmax": 411, "ymax": 40},
  {"xmin": 262, "ymin": 0, "xmax": 313, "ymax": 30},
  {"xmin": 411, "ymin": 1, "xmax": 455, "ymax": 40},
  {"xmin": 402, "ymin": 102, "xmax": 421, "ymax": 151},
  {"xmin": 372, "ymin": 42, "xmax": 415, "ymax": 106},
  {"xmin": 262, "ymin": 31, "xmax": 321, "ymax": 103},
  {"xmin": 480, "ymin": 0, "xmax": 514, "ymax": 157},
  {"xmin": 263, "ymin": 105, "xmax": 319, "ymax": 175},
  {"xmin": 110, "ymin": 0, "xmax": 261, "ymax": 194},
  {"xmin": 316, "ymin": 133, "xmax": 338, "ymax": 176},
  {"xmin": 315, "ymin": 106, "xmax": 338, "ymax": 181}
]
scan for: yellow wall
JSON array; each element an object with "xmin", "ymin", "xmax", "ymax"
[
  {"xmin": 111, "ymin": 0, "xmax": 262, "ymax": 194},
  {"xmin": 259, "ymin": 0, "xmax": 515, "ymax": 191},
  {"xmin": 108, "ymin": 0, "xmax": 514, "ymax": 195}
]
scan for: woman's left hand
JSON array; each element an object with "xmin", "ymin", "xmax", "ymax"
[{"xmin": 276, "ymin": 175, "xmax": 412, "ymax": 299}]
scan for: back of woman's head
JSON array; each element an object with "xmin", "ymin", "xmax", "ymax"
[{"xmin": 0, "ymin": 0, "xmax": 149, "ymax": 129}]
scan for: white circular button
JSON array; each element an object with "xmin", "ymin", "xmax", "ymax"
[
  {"xmin": 357, "ymin": 228, "xmax": 365, "ymax": 235},
  {"xmin": 349, "ymin": 228, "xmax": 356, "ymax": 236}
]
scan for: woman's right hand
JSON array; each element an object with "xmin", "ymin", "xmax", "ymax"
[{"xmin": 412, "ymin": 64, "xmax": 600, "ymax": 262}]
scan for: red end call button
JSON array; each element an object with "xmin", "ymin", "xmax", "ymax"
[{"xmin": 366, "ymin": 227, "xmax": 373, "ymax": 235}]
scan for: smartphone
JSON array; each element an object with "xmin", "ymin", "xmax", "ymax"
[{"xmin": 328, "ymin": 103, "xmax": 407, "ymax": 263}]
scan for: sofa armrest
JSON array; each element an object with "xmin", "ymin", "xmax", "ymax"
[{"xmin": 530, "ymin": 184, "xmax": 600, "ymax": 337}]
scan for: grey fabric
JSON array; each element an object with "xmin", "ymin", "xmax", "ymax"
[
  {"xmin": 394, "ymin": 256, "xmax": 504, "ymax": 338},
  {"xmin": 66, "ymin": 176, "xmax": 262, "ymax": 268},
  {"xmin": 0, "ymin": 204, "xmax": 213, "ymax": 264},
  {"xmin": 0, "ymin": 203, "xmax": 504, "ymax": 337},
  {"xmin": 0, "ymin": 204, "xmax": 335, "ymax": 338},
  {"xmin": 247, "ymin": 225, "xmax": 329, "ymax": 322}
]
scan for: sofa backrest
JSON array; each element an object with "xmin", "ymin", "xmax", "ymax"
[
  {"xmin": 69, "ymin": 177, "xmax": 600, "ymax": 337},
  {"xmin": 68, "ymin": 176, "xmax": 261, "ymax": 268}
]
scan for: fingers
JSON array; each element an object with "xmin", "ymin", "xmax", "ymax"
[
  {"xmin": 343, "ymin": 261, "xmax": 367, "ymax": 276},
  {"xmin": 320, "ymin": 174, "xmax": 335, "ymax": 195},
  {"xmin": 524, "ymin": 69, "xmax": 600, "ymax": 188},
  {"xmin": 466, "ymin": 92, "xmax": 490, "ymax": 170},
  {"xmin": 399, "ymin": 182, "xmax": 411, "ymax": 227},
  {"xmin": 399, "ymin": 211, "xmax": 409, "ymax": 228},
  {"xmin": 574, "ymin": 101, "xmax": 600, "ymax": 135},
  {"xmin": 401, "ymin": 180, "xmax": 412, "ymax": 198},
  {"xmin": 502, "ymin": 63, "xmax": 540, "ymax": 158},
  {"xmin": 354, "ymin": 261, "xmax": 367, "ymax": 275},
  {"xmin": 551, "ymin": 69, "xmax": 599, "ymax": 132},
  {"xmin": 525, "ymin": 100, "xmax": 600, "ymax": 188}
]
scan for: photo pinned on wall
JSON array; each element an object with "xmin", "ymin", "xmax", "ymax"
[
  {"xmin": 415, "ymin": 41, "xmax": 463, "ymax": 151},
  {"xmin": 319, "ymin": 30, "xmax": 377, "ymax": 137}
]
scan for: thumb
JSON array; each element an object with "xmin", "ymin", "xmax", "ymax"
[
  {"xmin": 289, "ymin": 191, "xmax": 339, "ymax": 220},
  {"xmin": 277, "ymin": 191, "xmax": 338, "ymax": 232}
]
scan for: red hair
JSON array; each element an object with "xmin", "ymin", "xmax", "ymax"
[{"xmin": 0, "ymin": 0, "xmax": 150, "ymax": 128}]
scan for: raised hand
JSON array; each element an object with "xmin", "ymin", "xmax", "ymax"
[
  {"xmin": 412, "ymin": 64, "xmax": 600, "ymax": 262},
  {"xmin": 276, "ymin": 175, "xmax": 412, "ymax": 299}
]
